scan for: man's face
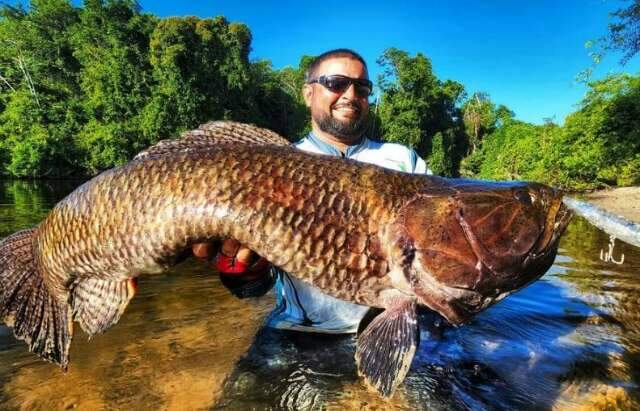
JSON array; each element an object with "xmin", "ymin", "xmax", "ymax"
[{"xmin": 303, "ymin": 57, "xmax": 370, "ymax": 141}]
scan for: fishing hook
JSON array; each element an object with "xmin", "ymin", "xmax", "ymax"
[{"xmin": 600, "ymin": 235, "xmax": 624, "ymax": 265}]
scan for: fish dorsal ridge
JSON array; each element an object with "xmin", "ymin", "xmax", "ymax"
[{"xmin": 134, "ymin": 121, "xmax": 291, "ymax": 159}]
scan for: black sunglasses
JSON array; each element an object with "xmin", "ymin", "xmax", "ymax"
[{"xmin": 307, "ymin": 75, "xmax": 373, "ymax": 97}]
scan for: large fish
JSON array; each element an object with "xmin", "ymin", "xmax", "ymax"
[{"xmin": 0, "ymin": 122, "xmax": 571, "ymax": 397}]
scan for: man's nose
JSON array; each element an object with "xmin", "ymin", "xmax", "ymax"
[{"xmin": 340, "ymin": 83, "xmax": 357, "ymax": 99}]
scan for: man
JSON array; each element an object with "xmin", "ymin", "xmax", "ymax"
[{"xmin": 193, "ymin": 48, "xmax": 430, "ymax": 334}]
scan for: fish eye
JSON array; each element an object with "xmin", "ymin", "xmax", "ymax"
[{"xmin": 513, "ymin": 189, "xmax": 532, "ymax": 205}]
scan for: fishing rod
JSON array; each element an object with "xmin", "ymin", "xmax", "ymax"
[{"xmin": 562, "ymin": 197, "xmax": 640, "ymax": 248}]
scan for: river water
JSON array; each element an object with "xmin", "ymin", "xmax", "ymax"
[{"xmin": 0, "ymin": 179, "xmax": 638, "ymax": 410}]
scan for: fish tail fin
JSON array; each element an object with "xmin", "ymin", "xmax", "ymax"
[{"xmin": 0, "ymin": 228, "xmax": 73, "ymax": 369}]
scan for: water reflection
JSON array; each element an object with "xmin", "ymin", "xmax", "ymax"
[
  {"xmin": 0, "ymin": 179, "xmax": 638, "ymax": 410},
  {"xmin": 0, "ymin": 261, "xmax": 273, "ymax": 410}
]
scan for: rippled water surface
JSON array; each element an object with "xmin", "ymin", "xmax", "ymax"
[{"xmin": 0, "ymin": 179, "xmax": 638, "ymax": 410}]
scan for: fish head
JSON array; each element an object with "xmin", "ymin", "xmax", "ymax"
[{"xmin": 389, "ymin": 180, "xmax": 572, "ymax": 325}]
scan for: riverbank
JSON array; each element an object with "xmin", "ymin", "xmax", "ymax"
[{"xmin": 582, "ymin": 186, "xmax": 640, "ymax": 224}]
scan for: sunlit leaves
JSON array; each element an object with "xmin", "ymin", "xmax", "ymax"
[
  {"xmin": 376, "ymin": 48, "xmax": 465, "ymax": 173},
  {"xmin": 0, "ymin": 2, "xmax": 302, "ymax": 176},
  {"xmin": 466, "ymin": 74, "xmax": 640, "ymax": 190},
  {"xmin": 461, "ymin": 92, "xmax": 496, "ymax": 153}
]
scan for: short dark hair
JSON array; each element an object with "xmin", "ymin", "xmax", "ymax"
[{"xmin": 305, "ymin": 48, "xmax": 368, "ymax": 82}]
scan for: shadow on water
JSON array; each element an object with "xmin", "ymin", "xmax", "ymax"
[
  {"xmin": 0, "ymin": 179, "xmax": 639, "ymax": 410},
  {"xmin": 211, "ymin": 274, "xmax": 629, "ymax": 410}
]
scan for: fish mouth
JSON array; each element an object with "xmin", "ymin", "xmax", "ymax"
[
  {"xmin": 408, "ymin": 186, "xmax": 573, "ymax": 326},
  {"xmin": 521, "ymin": 199, "xmax": 572, "ymax": 278}
]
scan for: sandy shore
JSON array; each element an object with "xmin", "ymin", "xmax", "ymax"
[{"xmin": 582, "ymin": 186, "xmax": 640, "ymax": 224}]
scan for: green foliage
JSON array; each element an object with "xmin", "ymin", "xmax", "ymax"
[
  {"xmin": 592, "ymin": 0, "xmax": 640, "ymax": 65},
  {"xmin": 0, "ymin": 0, "xmax": 81, "ymax": 176},
  {"xmin": 581, "ymin": 1, "xmax": 638, "ymax": 80},
  {"xmin": 494, "ymin": 105, "xmax": 515, "ymax": 125},
  {"xmin": 77, "ymin": 120, "xmax": 137, "ymax": 174},
  {"xmin": 0, "ymin": 2, "xmax": 637, "ymax": 190},
  {"xmin": 609, "ymin": 0, "xmax": 640, "ymax": 63},
  {"xmin": 461, "ymin": 92, "xmax": 496, "ymax": 152},
  {"xmin": 0, "ymin": 2, "xmax": 309, "ymax": 176},
  {"xmin": 376, "ymin": 49, "xmax": 462, "ymax": 153},
  {"xmin": 70, "ymin": 1, "xmax": 156, "ymax": 169},
  {"xmin": 543, "ymin": 74, "xmax": 639, "ymax": 189},
  {"xmin": 474, "ymin": 119, "xmax": 546, "ymax": 182},
  {"xmin": 427, "ymin": 130, "xmax": 455, "ymax": 177},
  {"xmin": 139, "ymin": 16, "xmax": 254, "ymax": 142},
  {"xmin": 459, "ymin": 146, "xmax": 484, "ymax": 178},
  {"xmin": 6, "ymin": 123, "xmax": 49, "ymax": 177},
  {"xmin": 462, "ymin": 73, "xmax": 640, "ymax": 190},
  {"xmin": 376, "ymin": 48, "xmax": 465, "ymax": 175},
  {"xmin": 618, "ymin": 154, "xmax": 640, "ymax": 185},
  {"xmin": 0, "ymin": 89, "xmax": 76, "ymax": 177},
  {"xmin": 0, "ymin": 0, "xmax": 80, "ymax": 100},
  {"xmin": 244, "ymin": 59, "xmax": 308, "ymax": 139}
]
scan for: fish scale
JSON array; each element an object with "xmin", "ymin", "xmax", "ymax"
[
  {"xmin": 84, "ymin": 145, "xmax": 389, "ymax": 300},
  {"xmin": 0, "ymin": 121, "xmax": 571, "ymax": 397}
]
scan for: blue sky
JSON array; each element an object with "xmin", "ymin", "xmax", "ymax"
[
  {"xmin": 137, "ymin": 0, "xmax": 640, "ymax": 125},
  {"xmin": 11, "ymin": 0, "xmax": 640, "ymax": 124}
]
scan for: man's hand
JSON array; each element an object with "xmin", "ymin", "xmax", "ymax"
[
  {"xmin": 192, "ymin": 241, "xmax": 218, "ymax": 260},
  {"xmin": 192, "ymin": 239, "xmax": 273, "ymax": 298},
  {"xmin": 192, "ymin": 239, "xmax": 270, "ymax": 278},
  {"xmin": 193, "ymin": 239, "xmax": 249, "ymax": 263}
]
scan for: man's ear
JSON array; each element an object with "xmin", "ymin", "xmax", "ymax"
[{"xmin": 302, "ymin": 84, "xmax": 313, "ymax": 107}]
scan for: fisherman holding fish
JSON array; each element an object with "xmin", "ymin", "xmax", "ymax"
[
  {"xmin": 0, "ymin": 44, "xmax": 570, "ymax": 399},
  {"xmin": 193, "ymin": 49, "xmax": 431, "ymax": 334}
]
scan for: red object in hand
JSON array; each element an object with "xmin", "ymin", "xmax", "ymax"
[
  {"xmin": 215, "ymin": 253, "xmax": 271, "ymax": 280},
  {"xmin": 215, "ymin": 254, "xmax": 249, "ymax": 276}
]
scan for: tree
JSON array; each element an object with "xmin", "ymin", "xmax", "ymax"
[
  {"xmin": 465, "ymin": 73, "xmax": 640, "ymax": 190},
  {"xmin": 0, "ymin": 0, "xmax": 82, "ymax": 176},
  {"xmin": 375, "ymin": 48, "xmax": 465, "ymax": 170},
  {"xmin": 461, "ymin": 92, "xmax": 496, "ymax": 153},
  {"xmin": 605, "ymin": 0, "xmax": 640, "ymax": 64},
  {"xmin": 584, "ymin": 0, "xmax": 639, "ymax": 71},
  {"xmin": 427, "ymin": 129, "xmax": 455, "ymax": 176},
  {"xmin": 71, "ymin": 0, "xmax": 157, "ymax": 173},
  {"xmin": 459, "ymin": 95, "xmax": 510, "ymax": 177},
  {"xmin": 0, "ymin": 3, "xmax": 262, "ymax": 176},
  {"xmin": 245, "ymin": 58, "xmax": 308, "ymax": 139},
  {"xmin": 1, "ymin": 2, "xmax": 310, "ymax": 177},
  {"xmin": 553, "ymin": 74, "xmax": 640, "ymax": 188},
  {"xmin": 473, "ymin": 119, "xmax": 547, "ymax": 182},
  {"xmin": 0, "ymin": 0, "xmax": 80, "ymax": 104},
  {"xmin": 139, "ymin": 16, "xmax": 254, "ymax": 143},
  {"xmin": 495, "ymin": 104, "xmax": 515, "ymax": 125}
]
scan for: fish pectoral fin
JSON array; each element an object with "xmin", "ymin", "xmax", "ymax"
[
  {"xmin": 355, "ymin": 296, "xmax": 419, "ymax": 398},
  {"xmin": 71, "ymin": 277, "xmax": 137, "ymax": 336}
]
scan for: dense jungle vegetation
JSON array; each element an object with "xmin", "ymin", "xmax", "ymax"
[{"xmin": 1, "ymin": 0, "xmax": 638, "ymax": 190}]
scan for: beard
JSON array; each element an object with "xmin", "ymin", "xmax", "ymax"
[{"xmin": 315, "ymin": 103, "xmax": 369, "ymax": 141}]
